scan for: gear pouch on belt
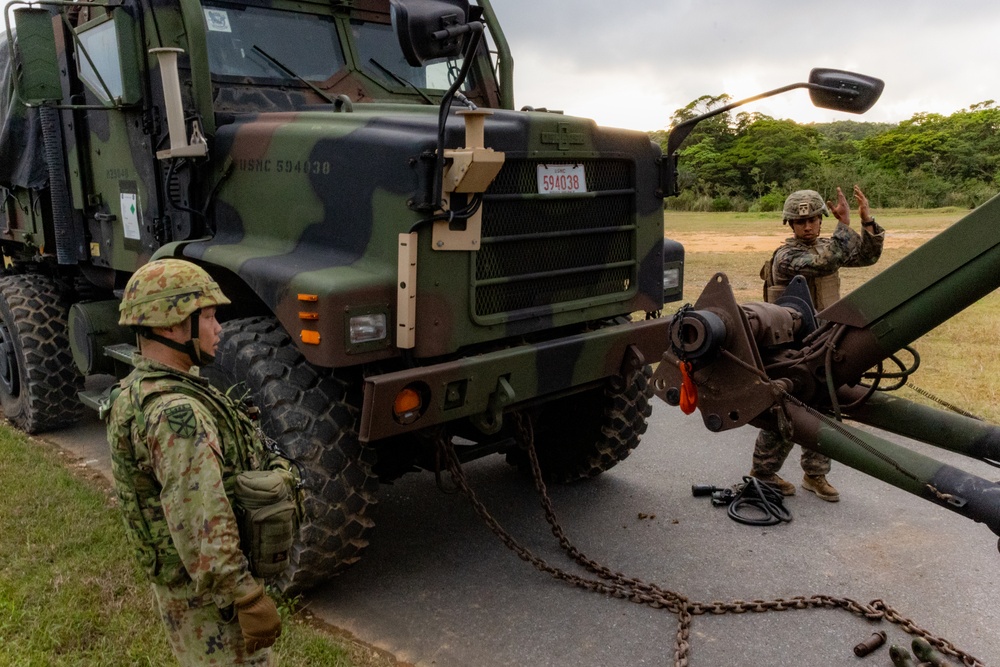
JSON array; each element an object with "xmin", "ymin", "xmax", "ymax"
[{"xmin": 234, "ymin": 470, "xmax": 297, "ymax": 578}]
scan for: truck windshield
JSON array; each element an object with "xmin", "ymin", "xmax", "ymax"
[
  {"xmin": 352, "ymin": 19, "xmax": 466, "ymax": 92},
  {"xmin": 203, "ymin": 3, "xmax": 345, "ymax": 81}
]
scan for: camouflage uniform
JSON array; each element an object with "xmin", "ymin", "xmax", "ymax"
[
  {"xmin": 754, "ymin": 211, "xmax": 885, "ymax": 478},
  {"xmin": 105, "ymin": 259, "xmax": 285, "ymax": 665},
  {"xmin": 107, "ymin": 356, "xmax": 282, "ymax": 666},
  {"xmin": 769, "ymin": 218, "xmax": 885, "ymax": 311}
]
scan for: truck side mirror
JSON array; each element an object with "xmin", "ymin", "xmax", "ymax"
[
  {"xmin": 390, "ymin": 0, "xmax": 471, "ymax": 67},
  {"xmin": 808, "ymin": 68, "xmax": 884, "ymax": 115},
  {"xmin": 9, "ymin": 8, "xmax": 62, "ymax": 105},
  {"xmin": 660, "ymin": 68, "xmax": 885, "ymax": 198}
]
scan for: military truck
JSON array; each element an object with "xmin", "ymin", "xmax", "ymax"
[{"xmin": 0, "ymin": 0, "xmax": 873, "ymax": 592}]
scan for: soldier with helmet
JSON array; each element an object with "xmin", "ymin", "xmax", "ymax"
[
  {"xmin": 753, "ymin": 185, "xmax": 885, "ymax": 502},
  {"xmin": 105, "ymin": 258, "xmax": 292, "ymax": 665}
]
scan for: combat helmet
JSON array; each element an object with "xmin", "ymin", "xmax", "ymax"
[
  {"xmin": 119, "ymin": 259, "xmax": 229, "ymax": 327},
  {"xmin": 119, "ymin": 259, "xmax": 230, "ymax": 365},
  {"xmin": 782, "ymin": 190, "xmax": 828, "ymax": 224}
]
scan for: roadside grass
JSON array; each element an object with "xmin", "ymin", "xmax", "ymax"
[
  {"xmin": 0, "ymin": 427, "xmax": 396, "ymax": 667},
  {"xmin": 665, "ymin": 208, "xmax": 1000, "ymax": 423}
]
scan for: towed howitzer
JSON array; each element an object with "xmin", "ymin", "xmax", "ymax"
[{"xmin": 651, "ymin": 197, "xmax": 1000, "ymax": 544}]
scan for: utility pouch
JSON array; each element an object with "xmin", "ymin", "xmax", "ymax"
[
  {"xmin": 234, "ymin": 470, "xmax": 297, "ymax": 578},
  {"xmin": 760, "ymin": 249, "xmax": 779, "ymax": 302}
]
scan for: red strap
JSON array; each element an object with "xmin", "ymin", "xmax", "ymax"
[{"xmin": 679, "ymin": 361, "xmax": 698, "ymax": 415}]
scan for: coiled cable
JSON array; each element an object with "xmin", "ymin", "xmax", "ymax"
[{"xmin": 726, "ymin": 476, "xmax": 793, "ymax": 526}]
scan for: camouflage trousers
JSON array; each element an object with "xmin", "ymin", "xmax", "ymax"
[
  {"xmin": 152, "ymin": 582, "xmax": 276, "ymax": 667},
  {"xmin": 751, "ymin": 428, "xmax": 831, "ymax": 477}
]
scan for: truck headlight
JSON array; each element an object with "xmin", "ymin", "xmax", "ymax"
[
  {"xmin": 663, "ymin": 266, "xmax": 680, "ymax": 291},
  {"xmin": 662, "ymin": 239, "xmax": 684, "ymax": 304},
  {"xmin": 349, "ymin": 313, "xmax": 387, "ymax": 344}
]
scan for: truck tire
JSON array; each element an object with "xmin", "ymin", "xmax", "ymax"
[
  {"xmin": 204, "ymin": 317, "xmax": 378, "ymax": 594},
  {"xmin": 0, "ymin": 275, "xmax": 83, "ymax": 433},
  {"xmin": 508, "ymin": 365, "xmax": 654, "ymax": 483}
]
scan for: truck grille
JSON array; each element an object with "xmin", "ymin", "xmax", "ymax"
[{"xmin": 474, "ymin": 159, "xmax": 636, "ymax": 320}]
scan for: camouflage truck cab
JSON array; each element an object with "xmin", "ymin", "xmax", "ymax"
[{"xmin": 0, "ymin": 0, "xmax": 683, "ymax": 591}]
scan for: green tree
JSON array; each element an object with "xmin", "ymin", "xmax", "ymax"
[
  {"xmin": 722, "ymin": 118, "xmax": 823, "ymax": 193},
  {"xmin": 653, "ymin": 96, "xmax": 1000, "ymax": 210},
  {"xmin": 657, "ymin": 94, "xmax": 740, "ymax": 198}
]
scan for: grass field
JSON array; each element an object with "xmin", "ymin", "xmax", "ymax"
[
  {"xmin": 0, "ymin": 427, "xmax": 396, "ymax": 667},
  {"xmin": 664, "ymin": 207, "xmax": 1000, "ymax": 423}
]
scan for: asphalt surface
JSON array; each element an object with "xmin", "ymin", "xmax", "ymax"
[{"xmin": 44, "ymin": 401, "xmax": 999, "ymax": 667}]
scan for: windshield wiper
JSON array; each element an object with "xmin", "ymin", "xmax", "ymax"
[
  {"xmin": 252, "ymin": 45, "xmax": 336, "ymax": 104},
  {"xmin": 368, "ymin": 58, "xmax": 435, "ymax": 105}
]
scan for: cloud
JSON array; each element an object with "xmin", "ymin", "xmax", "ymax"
[{"xmin": 488, "ymin": 0, "xmax": 1000, "ymax": 129}]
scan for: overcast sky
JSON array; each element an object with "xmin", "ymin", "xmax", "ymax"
[{"xmin": 488, "ymin": 0, "xmax": 999, "ymax": 131}]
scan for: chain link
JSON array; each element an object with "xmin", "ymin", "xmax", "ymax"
[
  {"xmin": 906, "ymin": 381, "xmax": 986, "ymax": 422},
  {"xmin": 434, "ymin": 413, "xmax": 988, "ymax": 667}
]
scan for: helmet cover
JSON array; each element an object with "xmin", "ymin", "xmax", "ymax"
[
  {"xmin": 782, "ymin": 190, "xmax": 828, "ymax": 223},
  {"xmin": 119, "ymin": 259, "xmax": 230, "ymax": 327}
]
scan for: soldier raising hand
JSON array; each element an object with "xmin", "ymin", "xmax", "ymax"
[{"xmin": 753, "ymin": 186, "xmax": 885, "ymax": 503}]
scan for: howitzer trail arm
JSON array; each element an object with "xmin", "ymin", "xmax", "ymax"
[{"xmin": 783, "ymin": 401, "xmax": 1000, "ymax": 536}]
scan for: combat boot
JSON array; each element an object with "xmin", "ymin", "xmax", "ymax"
[
  {"xmin": 802, "ymin": 474, "xmax": 840, "ymax": 502},
  {"xmin": 748, "ymin": 471, "xmax": 796, "ymax": 496}
]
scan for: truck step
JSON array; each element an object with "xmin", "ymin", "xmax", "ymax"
[
  {"xmin": 104, "ymin": 343, "xmax": 138, "ymax": 365},
  {"xmin": 79, "ymin": 387, "xmax": 113, "ymax": 412}
]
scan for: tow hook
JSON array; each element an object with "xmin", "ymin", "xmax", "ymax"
[
  {"xmin": 470, "ymin": 376, "xmax": 515, "ymax": 435},
  {"xmin": 610, "ymin": 344, "xmax": 645, "ymax": 391}
]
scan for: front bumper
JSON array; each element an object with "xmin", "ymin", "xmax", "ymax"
[{"xmin": 359, "ymin": 317, "xmax": 672, "ymax": 442}]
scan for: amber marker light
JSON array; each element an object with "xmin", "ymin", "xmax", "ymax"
[{"xmin": 393, "ymin": 386, "xmax": 423, "ymax": 425}]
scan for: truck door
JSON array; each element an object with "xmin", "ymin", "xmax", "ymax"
[{"xmin": 71, "ymin": 8, "xmax": 162, "ymax": 274}]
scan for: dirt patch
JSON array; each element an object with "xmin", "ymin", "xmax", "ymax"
[
  {"xmin": 672, "ymin": 234, "xmax": 780, "ymax": 252},
  {"xmin": 671, "ymin": 230, "xmax": 943, "ymax": 253}
]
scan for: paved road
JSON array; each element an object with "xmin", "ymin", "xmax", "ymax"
[{"xmin": 45, "ymin": 402, "xmax": 999, "ymax": 666}]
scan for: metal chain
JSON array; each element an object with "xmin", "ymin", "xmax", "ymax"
[
  {"xmin": 906, "ymin": 381, "xmax": 986, "ymax": 421},
  {"xmin": 435, "ymin": 412, "xmax": 987, "ymax": 667}
]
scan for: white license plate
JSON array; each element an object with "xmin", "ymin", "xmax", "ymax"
[{"xmin": 536, "ymin": 163, "xmax": 587, "ymax": 195}]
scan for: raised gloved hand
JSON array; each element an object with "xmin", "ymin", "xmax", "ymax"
[{"xmin": 234, "ymin": 583, "xmax": 282, "ymax": 654}]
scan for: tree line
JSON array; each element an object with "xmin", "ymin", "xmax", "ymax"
[{"xmin": 649, "ymin": 96, "xmax": 1000, "ymax": 212}]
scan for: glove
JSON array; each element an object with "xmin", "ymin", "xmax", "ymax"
[{"xmin": 234, "ymin": 584, "xmax": 282, "ymax": 654}]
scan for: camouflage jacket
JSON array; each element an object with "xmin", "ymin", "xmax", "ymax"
[
  {"xmin": 105, "ymin": 356, "xmax": 280, "ymax": 608},
  {"xmin": 769, "ymin": 221, "xmax": 885, "ymax": 309}
]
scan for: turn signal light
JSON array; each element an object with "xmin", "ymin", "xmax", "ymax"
[{"xmin": 393, "ymin": 387, "xmax": 423, "ymax": 425}]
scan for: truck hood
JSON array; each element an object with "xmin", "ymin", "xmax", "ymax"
[{"xmin": 182, "ymin": 105, "xmax": 664, "ymax": 365}]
